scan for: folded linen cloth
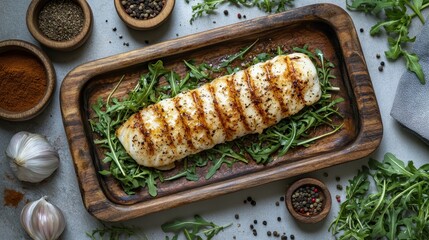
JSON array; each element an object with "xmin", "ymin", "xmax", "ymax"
[{"xmin": 390, "ymin": 17, "xmax": 429, "ymax": 145}]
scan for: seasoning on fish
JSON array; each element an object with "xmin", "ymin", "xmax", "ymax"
[{"xmin": 116, "ymin": 53, "xmax": 321, "ymax": 169}]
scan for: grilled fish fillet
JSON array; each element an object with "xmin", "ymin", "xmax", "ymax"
[{"xmin": 116, "ymin": 53, "xmax": 321, "ymax": 169}]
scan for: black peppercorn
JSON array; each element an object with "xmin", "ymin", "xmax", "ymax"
[
  {"xmin": 378, "ymin": 66, "xmax": 383, "ymax": 72},
  {"xmin": 224, "ymin": 10, "xmax": 229, "ymax": 16},
  {"xmin": 381, "ymin": 61, "xmax": 385, "ymax": 66},
  {"xmin": 234, "ymin": 214, "xmax": 239, "ymax": 220}
]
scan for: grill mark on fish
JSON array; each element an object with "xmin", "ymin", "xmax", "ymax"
[
  {"xmin": 263, "ymin": 62, "xmax": 289, "ymax": 115},
  {"xmin": 191, "ymin": 90, "xmax": 214, "ymax": 145},
  {"xmin": 172, "ymin": 98, "xmax": 196, "ymax": 151},
  {"xmin": 243, "ymin": 69, "xmax": 270, "ymax": 126},
  {"xmin": 152, "ymin": 104, "xmax": 177, "ymax": 152},
  {"xmin": 286, "ymin": 56, "xmax": 305, "ymax": 103},
  {"xmin": 134, "ymin": 112, "xmax": 154, "ymax": 155},
  {"xmin": 225, "ymin": 74, "xmax": 251, "ymax": 132},
  {"xmin": 207, "ymin": 84, "xmax": 230, "ymax": 140}
]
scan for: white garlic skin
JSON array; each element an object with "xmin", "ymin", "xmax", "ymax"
[
  {"xmin": 6, "ymin": 131, "xmax": 59, "ymax": 183},
  {"xmin": 20, "ymin": 196, "xmax": 66, "ymax": 240}
]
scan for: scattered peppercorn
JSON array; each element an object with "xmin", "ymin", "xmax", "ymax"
[
  {"xmin": 376, "ymin": 53, "xmax": 381, "ymax": 59},
  {"xmin": 336, "ymin": 184, "xmax": 343, "ymax": 190},
  {"xmin": 243, "ymin": 15, "xmax": 246, "ymax": 19},
  {"xmin": 113, "ymin": 27, "xmax": 117, "ymax": 31},
  {"xmin": 281, "ymin": 235, "xmax": 288, "ymax": 240},
  {"xmin": 381, "ymin": 61, "xmax": 385, "ymax": 66},
  {"xmin": 335, "ymin": 176, "xmax": 340, "ymax": 181},
  {"xmin": 243, "ymin": 200, "xmax": 247, "ymax": 204},
  {"xmin": 234, "ymin": 214, "xmax": 239, "ymax": 220},
  {"xmin": 250, "ymin": 224, "xmax": 254, "ymax": 230},
  {"xmin": 247, "ymin": 196, "xmax": 252, "ymax": 201},
  {"xmin": 323, "ymin": 172, "xmax": 328, "ymax": 177},
  {"xmin": 237, "ymin": 13, "xmax": 242, "ymax": 19},
  {"xmin": 267, "ymin": 231, "xmax": 272, "ymax": 236},
  {"xmin": 253, "ymin": 229, "xmax": 257, "ymax": 236},
  {"xmin": 121, "ymin": 0, "xmax": 164, "ymax": 20},
  {"xmin": 277, "ymin": 217, "xmax": 281, "ymax": 222},
  {"xmin": 290, "ymin": 234, "xmax": 295, "ymax": 239},
  {"xmin": 119, "ymin": 35, "xmax": 123, "ymax": 39},
  {"xmin": 251, "ymin": 200, "xmax": 256, "ymax": 206},
  {"xmin": 105, "ymin": 19, "xmax": 108, "ymax": 22},
  {"xmin": 213, "ymin": 21, "xmax": 216, "ymax": 24},
  {"xmin": 360, "ymin": 28, "xmax": 364, "ymax": 33},
  {"xmin": 38, "ymin": 0, "xmax": 84, "ymax": 41},
  {"xmin": 276, "ymin": 201, "xmax": 280, "ymax": 206},
  {"xmin": 253, "ymin": 220, "xmax": 257, "ymax": 224},
  {"xmin": 144, "ymin": 40, "xmax": 149, "ymax": 44},
  {"xmin": 280, "ymin": 196, "xmax": 285, "ymax": 202},
  {"xmin": 378, "ymin": 66, "xmax": 383, "ymax": 72},
  {"xmin": 274, "ymin": 231, "xmax": 280, "ymax": 237},
  {"xmin": 292, "ymin": 185, "xmax": 324, "ymax": 216},
  {"xmin": 336, "ymin": 195, "xmax": 341, "ymax": 203},
  {"xmin": 224, "ymin": 10, "xmax": 229, "ymax": 16},
  {"xmin": 263, "ymin": 220, "xmax": 267, "ymax": 226}
]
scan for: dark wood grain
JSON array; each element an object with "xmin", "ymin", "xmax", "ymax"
[{"xmin": 60, "ymin": 4, "xmax": 383, "ymax": 222}]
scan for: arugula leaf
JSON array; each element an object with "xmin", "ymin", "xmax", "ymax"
[
  {"xmin": 162, "ymin": 215, "xmax": 232, "ymax": 240},
  {"xmin": 403, "ymin": 50, "xmax": 425, "ymax": 84},
  {"xmin": 347, "ymin": 0, "xmax": 429, "ymax": 84},
  {"xmin": 86, "ymin": 224, "xmax": 146, "ymax": 240},
  {"xmin": 188, "ymin": 0, "xmax": 294, "ymax": 23}
]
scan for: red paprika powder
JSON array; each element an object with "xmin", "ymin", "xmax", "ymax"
[{"xmin": 0, "ymin": 50, "xmax": 47, "ymax": 112}]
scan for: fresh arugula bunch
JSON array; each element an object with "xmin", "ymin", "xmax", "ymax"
[
  {"xmin": 329, "ymin": 153, "xmax": 429, "ymax": 239},
  {"xmin": 162, "ymin": 215, "xmax": 232, "ymax": 240},
  {"xmin": 188, "ymin": 0, "xmax": 294, "ymax": 23},
  {"xmin": 347, "ymin": 0, "xmax": 429, "ymax": 84}
]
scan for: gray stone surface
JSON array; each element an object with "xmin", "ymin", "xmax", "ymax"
[{"xmin": 1, "ymin": 1, "xmax": 429, "ymax": 239}]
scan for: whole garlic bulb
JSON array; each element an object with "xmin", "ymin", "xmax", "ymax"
[
  {"xmin": 6, "ymin": 131, "xmax": 59, "ymax": 183},
  {"xmin": 21, "ymin": 196, "xmax": 66, "ymax": 240}
]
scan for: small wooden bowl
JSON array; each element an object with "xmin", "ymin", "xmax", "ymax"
[
  {"xmin": 26, "ymin": 0, "xmax": 93, "ymax": 51},
  {"xmin": 0, "ymin": 40, "xmax": 56, "ymax": 121},
  {"xmin": 114, "ymin": 0, "xmax": 175, "ymax": 30},
  {"xmin": 285, "ymin": 178, "xmax": 331, "ymax": 224}
]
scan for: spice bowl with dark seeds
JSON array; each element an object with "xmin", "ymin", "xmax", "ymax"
[
  {"xmin": 0, "ymin": 39, "xmax": 55, "ymax": 121},
  {"xmin": 285, "ymin": 178, "xmax": 331, "ymax": 224},
  {"xmin": 114, "ymin": 0, "xmax": 175, "ymax": 30},
  {"xmin": 26, "ymin": 0, "xmax": 93, "ymax": 51}
]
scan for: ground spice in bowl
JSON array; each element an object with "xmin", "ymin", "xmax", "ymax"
[
  {"xmin": 0, "ymin": 51, "xmax": 47, "ymax": 112},
  {"xmin": 38, "ymin": 0, "xmax": 84, "ymax": 41}
]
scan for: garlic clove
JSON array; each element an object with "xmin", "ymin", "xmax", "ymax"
[
  {"xmin": 6, "ymin": 131, "xmax": 59, "ymax": 183},
  {"xmin": 21, "ymin": 196, "xmax": 66, "ymax": 240}
]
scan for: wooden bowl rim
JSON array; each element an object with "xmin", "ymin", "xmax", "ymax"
[
  {"xmin": 114, "ymin": 0, "xmax": 175, "ymax": 30},
  {"xmin": 285, "ymin": 177, "xmax": 332, "ymax": 224},
  {"xmin": 0, "ymin": 39, "xmax": 56, "ymax": 121},
  {"xmin": 26, "ymin": 0, "xmax": 93, "ymax": 51}
]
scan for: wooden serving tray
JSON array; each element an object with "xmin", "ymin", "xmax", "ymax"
[{"xmin": 60, "ymin": 3, "xmax": 382, "ymax": 221}]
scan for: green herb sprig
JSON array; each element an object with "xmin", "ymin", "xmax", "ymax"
[
  {"xmin": 188, "ymin": 0, "xmax": 294, "ymax": 23},
  {"xmin": 162, "ymin": 215, "xmax": 232, "ymax": 240},
  {"xmin": 86, "ymin": 224, "xmax": 146, "ymax": 240},
  {"xmin": 347, "ymin": 0, "xmax": 429, "ymax": 84},
  {"xmin": 329, "ymin": 152, "xmax": 429, "ymax": 239}
]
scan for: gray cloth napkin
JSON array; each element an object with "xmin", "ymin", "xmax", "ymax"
[{"xmin": 391, "ymin": 17, "xmax": 429, "ymax": 145}]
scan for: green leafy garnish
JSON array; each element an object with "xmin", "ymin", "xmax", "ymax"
[
  {"xmin": 346, "ymin": 0, "xmax": 428, "ymax": 84},
  {"xmin": 86, "ymin": 224, "xmax": 146, "ymax": 240},
  {"xmin": 188, "ymin": 0, "xmax": 294, "ymax": 23},
  {"xmin": 329, "ymin": 152, "xmax": 429, "ymax": 239},
  {"xmin": 162, "ymin": 215, "xmax": 232, "ymax": 240}
]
